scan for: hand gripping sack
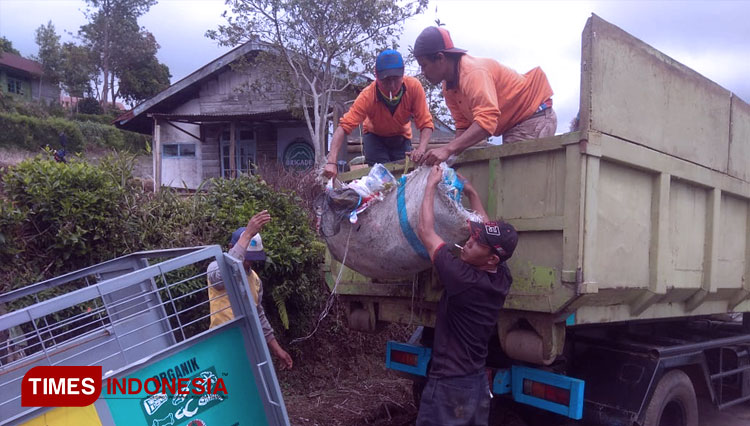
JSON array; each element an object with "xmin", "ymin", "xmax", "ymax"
[{"xmin": 324, "ymin": 165, "xmax": 481, "ymax": 279}]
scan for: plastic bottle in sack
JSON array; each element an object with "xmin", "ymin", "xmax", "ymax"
[
  {"xmin": 442, "ymin": 167, "xmax": 464, "ymax": 202},
  {"xmin": 367, "ymin": 164, "xmax": 395, "ymax": 192},
  {"xmin": 364, "ymin": 176, "xmax": 382, "ymax": 193}
]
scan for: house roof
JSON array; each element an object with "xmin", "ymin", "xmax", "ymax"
[
  {"xmin": 0, "ymin": 52, "xmax": 43, "ymax": 76},
  {"xmin": 115, "ymin": 41, "xmax": 371, "ymax": 135},
  {"xmin": 149, "ymin": 111, "xmax": 301, "ymax": 123},
  {"xmin": 114, "ymin": 42, "xmax": 268, "ymax": 134}
]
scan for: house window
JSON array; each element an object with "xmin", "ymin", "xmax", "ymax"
[
  {"xmin": 220, "ymin": 128, "xmax": 256, "ymax": 177},
  {"xmin": 7, "ymin": 78, "xmax": 24, "ymax": 95},
  {"xmin": 163, "ymin": 143, "xmax": 196, "ymax": 158}
]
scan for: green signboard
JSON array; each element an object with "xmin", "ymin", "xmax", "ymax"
[
  {"xmin": 105, "ymin": 327, "xmax": 269, "ymax": 426},
  {"xmin": 282, "ymin": 139, "xmax": 315, "ymax": 171}
]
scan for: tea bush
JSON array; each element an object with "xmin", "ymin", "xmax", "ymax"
[
  {"xmin": 197, "ymin": 175, "xmax": 326, "ymax": 334},
  {"xmin": 0, "ymin": 112, "xmax": 149, "ymax": 154},
  {"xmin": 1, "ymin": 155, "xmax": 326, "ymax": 340}
]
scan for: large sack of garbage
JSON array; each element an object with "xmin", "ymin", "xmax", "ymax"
[{"xmin": 318, "ymin": 163, "xmax": 481, "ymax": 280}]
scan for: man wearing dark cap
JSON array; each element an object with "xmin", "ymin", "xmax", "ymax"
[
  {"xmin": 206, "ymin": 210, "xmax": 293, "ymax": 370},
  {"xmin": 322, "ymin": 49, "xmax": 434, "ymax": 179},
  {"xmin": 416, "ymin": 166, "xmax": 518, "ymax": 426},
  {"xmin": 413, "ymin": 26, "xmax": 556, "ymax": 166}
]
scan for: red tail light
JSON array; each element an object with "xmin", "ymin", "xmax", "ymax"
[
  {"xmin": 391, "ymin": 349, "xmax": 419, "ymax": 366},
  {"xmin": 523, "ymin": 379, "xmax": 570, "ymax": 405}
]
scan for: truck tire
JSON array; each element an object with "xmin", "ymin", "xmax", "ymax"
[{"xmin": 643, "ymin": 370, "xmax": 698, "ymax": 426}]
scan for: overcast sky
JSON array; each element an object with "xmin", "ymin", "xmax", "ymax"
[{"xmin": 1, "ymin": 0, "xmax": 749, "ymax": 135}]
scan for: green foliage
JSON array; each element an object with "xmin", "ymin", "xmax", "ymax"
[
  {"xmin": 60, "ymin": 42, "xmax": 96, "ymax": 98},
  {"xmin": 0, "ymin": 95, "xmax": 51, "ymax": 119},
  {"xmin": 196, "ymin": 175, "xmax": 326, "ymax": 336},
  {"xmin": 116, "ymin": 39, "xmax": 171, "ymax": 104},
  {"xmin": 273, "ymin": 291, "xmax": 290, "ymax": 330},
  {"xmin": 0, "ymin": 113, "xmax": 84, "ymax": 151},
  {"xmin": 1, "ymin": 157, "xmax": 326, "ymax": 340},
  {"xmin": 2, "ymin": 157, "xmax": 131, "ymax": 274},
  {"xmin": 0, "ymin": 36, "xmax": 21, "ymax": 55},
  {"xmin": 72, "ymin": 112, "xmax": 114, "ymax": 125},
  {"xmin": 0, "ymin": 199, "xmax": 25, "ymax": 259},
  {"xmin": 79, "ymin": 0, "xmax": 159, "ymax": 106},
  {"xmin": 34, "ymin": 21, "xmax": 63, "ymax": 84},
  {"xmin": 0, "ymin": 112, "xmax": 148, "ymax": 153},
  {"xmin": 77, "ymin": 98, "xmax": 104, "ymax": 115}
]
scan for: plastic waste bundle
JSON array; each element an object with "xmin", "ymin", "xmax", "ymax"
[
  {"xmin": 321, "ymin": 163, "xmax": 481, "ymax": 279},
  {"xmin": 347, "ymin": 163, "xmax": 396, "ymax": 198}
]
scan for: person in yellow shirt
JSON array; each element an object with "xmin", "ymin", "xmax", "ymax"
[
  {"xmin": 206, "ymin": 211, "xmax": 293, "ymax": 370},
  {"xmin": 413, "ymin": 26, "xmax": 556, "ymax": 166}
]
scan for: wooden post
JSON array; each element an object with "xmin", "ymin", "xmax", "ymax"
[
  {"xmin": 229, "ymin": 121, "xmax": 237, "ymax": 178},
  {"xmin": 153, "ymin": 118, "xmax": 162, "ymax": 192}
]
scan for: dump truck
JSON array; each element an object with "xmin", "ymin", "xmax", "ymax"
[
  {"xmin": 325, "ymin": 15, "xmax": 750, "ymax": 426},
  {"xmin": 0, "ymin": 246, "xmax": 290, "ymax": 426}
]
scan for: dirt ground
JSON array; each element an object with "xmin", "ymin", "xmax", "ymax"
[{"xmin": 275, "ymin": 307, "xmax": 419, "ymax": 426}]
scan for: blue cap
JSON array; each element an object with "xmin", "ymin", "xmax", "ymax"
[
  {"xmin": 230, "ymin": 227, "xmax": 267, "ymax": 261},
  {"xmin": 375, "ymin": 49, "xmax": 404, "ymax": 79}
]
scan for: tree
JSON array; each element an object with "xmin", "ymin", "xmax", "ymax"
[
  {"xmin": 77, "ymin": 97, "xmax": 104, "ymax": 114},
  {"xmin": 207, "ymin": 0, "xmax": 428, "ymax": 163},
  {"xmin": 34, "ymin": 21, "xmax": 63, "ymax": 84},
  {"xmin": 118, "ymin": 54, "xmax": 171, "ymax": 104},
  {"xmin": 60, "ymin": 42, "xmax": 97, "ymax": 99},
  {"xmin": 0, "ymin": 36, "xmax": 20, "ymax": 55},
  {"xmin": 111, "ymin": 30, "xmax": 170, "ymax": 105},
  {"xmin": 79, "ymin": 0, "xmax": 157, "ymax": 107}
]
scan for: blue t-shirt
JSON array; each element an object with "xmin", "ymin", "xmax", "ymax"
[{"xmin": 429, "ymin": 244, "xmax": 512, "ymax": 378}]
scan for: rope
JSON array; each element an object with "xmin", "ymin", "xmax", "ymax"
[
  {"xmin": 291, "ymin": 225, "xmax": 353, "ymax": 344},
  {"xmin": 397, "ymin": 176, "xmax": 430, "ymax": 259}
]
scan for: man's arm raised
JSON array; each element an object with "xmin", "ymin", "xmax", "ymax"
[{"xmin": 417, "ymin": 166, "xmax": 447, "ymax": 260}]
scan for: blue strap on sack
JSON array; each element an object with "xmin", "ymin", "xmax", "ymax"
[{"xmin": 397, "ymin": 175, "xmax": 430, "ymax": 259}]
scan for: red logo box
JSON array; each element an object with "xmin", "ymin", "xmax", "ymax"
[{"xmin": 22, "ymin": 366, "xmax": 102, "ymax": 407}]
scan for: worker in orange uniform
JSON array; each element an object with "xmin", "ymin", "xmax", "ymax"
[
  {"xmin": 413, "ymin": 26, "xmax": 556, "ymax": 166},
  {"xmin": 322, "ymin": 49, "xmax": 434, "ymax": 179}
]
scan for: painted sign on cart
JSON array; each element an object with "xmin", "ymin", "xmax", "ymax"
[{"xmin": 106, "ymin": 327, "xmax": 268, "ymax": 426}]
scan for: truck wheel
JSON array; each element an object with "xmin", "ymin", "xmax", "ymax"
[{"xmin": 643, "ymin": 370, "xmax": 698, "ymax": 426}]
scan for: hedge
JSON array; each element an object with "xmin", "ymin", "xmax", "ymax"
[
  {"xmin": 0, "ymin": 112, "xmax": 149, "ymax": 153},
  {"xmin": 0, "ymin": 155, "xmax": 326, "ymax": 339}
]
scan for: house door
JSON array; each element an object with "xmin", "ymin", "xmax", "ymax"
[{"xmin": 220, "ymin": 127, "xmax": 256, "ymax": 178}]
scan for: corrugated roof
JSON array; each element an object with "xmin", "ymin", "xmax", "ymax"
[
  {"xmin": 0, "ymin": 52, "xmax": 43, "ymax": 75},
  {"xmin": 115, "ymin": 41, "xmax": 370, "ymax": 134},
  {"xmin": 149, "ymin": 111, "xmax": 299, "ymax": 123}
]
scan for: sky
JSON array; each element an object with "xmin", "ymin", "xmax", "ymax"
[{"xmin": 1, "ymin": 0, "xmax": 749, "ymax": 136}]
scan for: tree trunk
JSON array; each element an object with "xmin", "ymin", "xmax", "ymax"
[
  {"xmin": 100, "ymin": 2, "xmax": 110, "ymax": 106},
  {"xmin": 101, "ymin": 64, "xmax": 109, "ymax": 106},
  {"xmin": 110, "ymin": 72, "xmax": 116, "ymax": 109}
]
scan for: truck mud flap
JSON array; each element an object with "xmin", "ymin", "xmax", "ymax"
[{"xmin": 494, "ymin": 366, "xmax": 584, "ymax": 420}]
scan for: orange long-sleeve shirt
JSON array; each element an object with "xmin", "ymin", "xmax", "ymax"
[
  {"xmin": 443, "ymin": 55, "xmax": 553, "ymax": 136},
  {"xmin": 338, "ymin": 76, "xmax": 434, "ymax": 139}
]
